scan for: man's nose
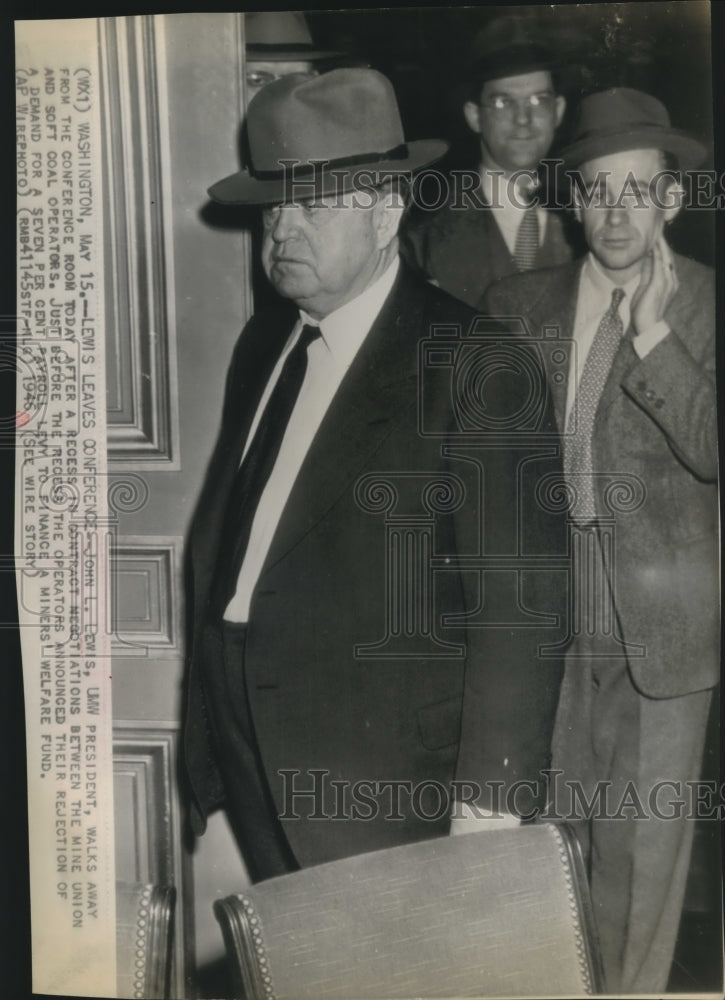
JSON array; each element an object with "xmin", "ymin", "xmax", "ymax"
[
  {"xmin": 605, "ymin": 204, "xmax": 628, "ymax": 227},
  {"xmin": 270, "ymin": 205, "xmax": 303, "ymax": 241},
  {"xmin": 513, "ymin": 99, "xmax": 533, "ymax": 125}
]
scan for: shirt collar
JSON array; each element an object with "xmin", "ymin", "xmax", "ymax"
[
  {"xmin": 581, "ymin": 252, "xmax": 641, "ymax": 319},
  {"xmin": 299, "ymin": 256, "xmax": 400, "ymax": 372}
]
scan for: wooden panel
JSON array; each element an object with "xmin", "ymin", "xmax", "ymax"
[
  {"xmin": 99, "ymin": 16, "xmax": 180, "ymax": 468},
  {"xmin": 110, "ymin": 535, "xmax": 183, "ymax": 656},
  {"xmin": 113, "ymin": 721, "xmax": 188, "ymax": 996}
]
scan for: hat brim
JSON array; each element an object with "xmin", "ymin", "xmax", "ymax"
[
  {"xmin": 560, "ymin": 126, "xmax": 706, "ymax": 172},
  {"xmin": 207, "ymin": 139, "xmax": 449, "ymax": 206},
  {"xmin": 246, "ymin": 45, "xmax": 344, "ymax": 63}
]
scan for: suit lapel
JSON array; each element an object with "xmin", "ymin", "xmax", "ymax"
[
  {"xmin": 189, "ymin": 305, "xmax": 297, "ymax": 597},
  {"xmin": 479, "ymin": 205, "xmax": 516, "ymax": 284},
  {"xmin": 261, "ymin": 270, "xmax": 420, "ymax": 576},
  {"xmin": 520, "ymin": 263, "xmax": 582, "ymax": 432}
]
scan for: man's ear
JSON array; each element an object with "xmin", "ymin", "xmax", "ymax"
[
  {"xmin": 373, "ymin": 187, "xmax": 404, "ymax": 249},
  {"xmin": 662, "ymin": 181, "xmax": 685, "ymax": 223},
  {"xmin": 572, "ymin": 186, "xmax": 582, "ymax": 224},
  {"xmin": 554, "ymin": 95, "xmax": 566, "ymax": 129},
  {"xmin": 463, "ymin": 100, "xmax": 482, "ymax": 135}
]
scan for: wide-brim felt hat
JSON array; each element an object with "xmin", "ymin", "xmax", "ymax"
[
  {"xmin": 560, "ymin": 87, "xmax": 706, "ymax": 170},
  {"xmin": 208, "ymin": 69, "xmax": 448, "ymax": 206},
  {"xmin": 245, "ymin": 11, "xmax": 342, "ymax": 63}
]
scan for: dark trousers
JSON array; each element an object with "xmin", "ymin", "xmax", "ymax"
[{"xmin": 200, "ymin": 618, "xmax": 299, "ymax": 882}]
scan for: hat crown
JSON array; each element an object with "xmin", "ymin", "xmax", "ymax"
[
  {"xmin": 573, "ymin": 87, "xmax": 671, "ymax": 138},
  {"xmin": 245, "ymin": 11, "xmax": 314, "ymax": 48},
  {"xmin": 469, "ymin": 15, "xmax": 556, "ymax": 87},
  {"xmin": 559, "ymin": 86, "xmax": 705, "ymax": 170},
  {"xmin": 246, "ymin": 69, "xmax": 405, "ymax": 174}
]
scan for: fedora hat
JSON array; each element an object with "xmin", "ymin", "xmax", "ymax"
[
  {"xmin": 208, "ymin": 69, "xmax": 448, "ymax": 206},
  {"xmin": 245, "ymin": 11, "xmax": 341, "ymax": 63},
  {"xmin": 560, "ymin": 87, "xmax": 706, "ymax": 170},
  {"xmin": 469, "ymin": 15, "xmax": 558, "ymax": 87}
]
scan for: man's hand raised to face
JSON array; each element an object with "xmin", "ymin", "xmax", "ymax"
[{"xmin": 631, "ymin": 235, "xmax": 679, "ymax": 338}]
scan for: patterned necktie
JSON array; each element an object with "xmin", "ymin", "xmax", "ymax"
[
  {"xmin": 564, "ymin": 287, "xmax": 626, "ymax": 524},
  {"xmin": 212, "ymin": 323, "xmax": 321, "ymax": 611},
  {"xmin": 513, "ymin": 205, "xmax": 540, "ymax": 271}
]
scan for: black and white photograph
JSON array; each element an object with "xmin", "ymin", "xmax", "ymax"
[{"xmin": 10, "ymin": 4, "xmax": 721, "ymax": 998}]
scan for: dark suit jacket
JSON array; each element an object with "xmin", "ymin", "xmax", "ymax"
[
  {"xmin": 183, "ymin": 266, "xmax": 568, "ymax": 868},
  {"xmin": 401, "ymin": 189, "xmax": 577, "ymax": 308},
  {"xmin": 482, "ymin": 254, "xmax": 718, "ymax": 699}
]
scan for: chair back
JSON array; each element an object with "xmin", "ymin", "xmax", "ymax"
[{"xmin": 215, "ymin": 822, "xmax": 601, "ymax": 999}]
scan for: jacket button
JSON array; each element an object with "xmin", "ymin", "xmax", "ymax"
[
  {"xmin": 645, "ymin": 389, "xmax": 656, "ymax": 401},
  {"xmin": 637, "ymin": 380, "xmax": 647, "ymax": 392},
  {"xmin": 655, "ymin": 398, "xmax": 664, "ymax": 409}
]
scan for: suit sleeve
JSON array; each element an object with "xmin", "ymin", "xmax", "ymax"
[
  {"xmin": 451, "ymin": 341, "xmax": 567, "ymax": 819},
  {"xmin": 479, "ymin": 281, "xmax": 517, "ymax": 320},
  {"xmin": 622, "ymin": 327, "xmax": 717, "ymax": 481}
]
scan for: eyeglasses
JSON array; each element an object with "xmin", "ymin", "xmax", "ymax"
[{"xmin": 480, "ymin": 92, "xmax": 556, "ymax": 118}]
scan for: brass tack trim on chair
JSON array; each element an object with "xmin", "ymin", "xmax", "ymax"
[
  {"xmin": 550, "ymin": 825, "xmax": 594, "ymax": 995},
  {"xmin": 133, "ymin": 885, "xmax": 152, "ymax": 999},
  {"xmin": 225, "ymin": 893, "xmax": 278, "ymax": 1000}
]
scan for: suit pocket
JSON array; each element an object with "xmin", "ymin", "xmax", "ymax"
[{"xmin": 416, "ymin": 695, "xmax": 463, "ymax": 751}]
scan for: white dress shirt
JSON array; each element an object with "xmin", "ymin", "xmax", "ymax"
[
  {"xmin": 566, "ymin": 253, "xmax": 671, "ymax": 427},
  {"xmin": 223, "ymin": 256, "xmax": 400, "ymax": 622},
  {"xmin": 479, "ymin": 168, "xmax": 547, "ymax": 255}
]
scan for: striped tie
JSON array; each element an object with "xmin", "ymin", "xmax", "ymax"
[
  {"xmin": 564, "ymin": 287, "xmax": 626, "ymax": 523},
  {"xmin": 513, "ymin": 205, "xmax": 540, "ymax": 271}
]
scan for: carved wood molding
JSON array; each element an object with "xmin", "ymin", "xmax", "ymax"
[
  {"xmin": 113, "ymin": 721, "xmax": 187, "ymax": 996},
  {"xmin": 110, "ymin": 534, "xmax": 183, "ymax": 656},
  {"xmin": 99, "ymin": 16, "xmax": 180, "ymax": 469}
]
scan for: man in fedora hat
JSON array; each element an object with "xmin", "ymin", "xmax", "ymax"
[
  {"xmin": 244, "ymin": 11, "xmax": 357, "ymax": 104},
  {"xmin": 183, "ymin": 68, "xmax": 567, "ymax": 882},
  {"xmin": 402, "ymin": 14, "xmax": 577, "ymax": 308},
  {"xmin": 482, "ymin": 87, "xmax": 717, "ymax": 992}
]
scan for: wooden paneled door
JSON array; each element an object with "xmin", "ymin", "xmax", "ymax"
[{"xmin": 99, "ymin": 14, "xmax": 253, "ymax": 995}]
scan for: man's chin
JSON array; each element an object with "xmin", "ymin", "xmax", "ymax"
[
  {"xmin": 500, "ymin": 150, "xmax": 546, "ymax": 174},
  {"xmin": 268, "ymin": 268, "xmax": 316, "ymax": 301},
  {"xmin": 594, "ymin": 242, "xmax": 643, "ymax": 273}
]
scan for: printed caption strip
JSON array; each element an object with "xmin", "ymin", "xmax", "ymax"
[{"xmin": 16, "ymin": 19, "xmax": 116, "ymax": 997}]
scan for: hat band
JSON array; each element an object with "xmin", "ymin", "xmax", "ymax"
[
  {"xmin": 569, "ymin": 121, "xmax": 673, "ymax": 145},
  {"xmin": 249, "ymin": 142, "xmax": 410, "ymax": 180}
]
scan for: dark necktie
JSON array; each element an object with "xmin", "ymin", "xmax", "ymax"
[
  {"xmin": 213, "ymin": 323, "xmax": 321, "ymax": 612},
  {"xmin": 513, "ymin": 205, "xmax": 540, "ymax": 271},
  {"xmin": 564, "ymin": 287, "xmax": 626, "ymax": 524}
]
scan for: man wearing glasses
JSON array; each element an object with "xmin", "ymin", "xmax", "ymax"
[{"xmin": 402, "ymin": 15, "xmax": 576, "ymax": 307}]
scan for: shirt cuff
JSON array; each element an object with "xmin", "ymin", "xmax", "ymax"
[
  {"xmin": 632, "ymin": 320, "xmax": 671, "ymax": 359},
  {"xmin": 450, "ymin": 801, "xmax": 521, "ymax": 833}
]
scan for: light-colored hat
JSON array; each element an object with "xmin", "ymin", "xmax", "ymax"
[{"xmin": 208, "ymin": 69, "xmax": 448, "ymax": 205}]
